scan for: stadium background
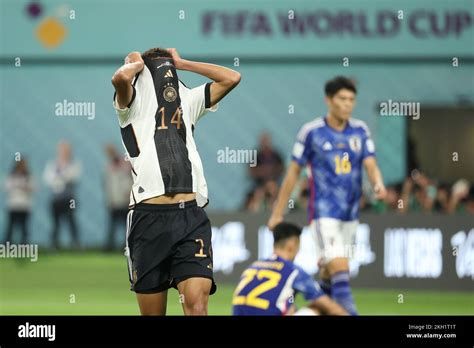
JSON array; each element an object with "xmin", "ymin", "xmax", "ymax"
[{"xmin": 0, "ymin": 0, "xmax": 473, "ymax": 315}]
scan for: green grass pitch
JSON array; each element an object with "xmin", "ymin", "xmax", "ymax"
[{"xmin": 1, "ymin": 252, "xmax": 472, "ymax": 315}]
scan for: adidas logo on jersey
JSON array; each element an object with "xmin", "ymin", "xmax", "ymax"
[
  {"xmin": 322, "ymin": 142, "xmax": 333, "ymax": 151},
  {"xmin": 164, "ymin": 70, "xmax": 174, "ymax": 78}
]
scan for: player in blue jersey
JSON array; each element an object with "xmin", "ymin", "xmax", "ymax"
[
  {"xmin": 268, "ymin": 76, "xmax": 386, "ymax": 315},
  {"xmin": 232, "ymin": 222, "xmax": 347, "ymax": 316}
]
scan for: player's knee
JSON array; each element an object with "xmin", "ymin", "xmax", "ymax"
[
  {"xmin": 183, "ymin": 297, "xmax": 207, "ymax": 315},
  {"xmin": 187, "ymin": 302, "xmax": 207, "ymax": 315},
  {"xmin": 327, "ymin": 257, "xmax": 349, "ymax": 274},
  {"xmin": 182, "ymin": 291, "xmax": 209, "ymax": 315}
]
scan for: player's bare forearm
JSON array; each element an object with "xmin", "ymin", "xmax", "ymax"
[
  {"xmin": 364, "ymin": 156, "xmax": 386, "ymax": 200},
  {"xmin": 167, "ymin": 48, "xmax": 241, "ymax": 106},
  {"xmin": 268, "ymin": 161, "xmax": 301, "ymax": 229},
  {"xmin": 111, "ymin": 51, "xmax": 144, "ymax": 108}
]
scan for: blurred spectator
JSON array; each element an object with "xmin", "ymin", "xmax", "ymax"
[
  {"xmin": 246, "ymin": 133, "xmax": 283, "ymax": 211},
  {"xmin": 3, "ymin": 158, "xmax": 35, "ymax": 244},
  {"xmin": 43, "ymin": 141, "xmax": 81, "ymax": 249},
  {"xmin": 103, "ymin": 144, "xmax": 132, "ymax": 251},
  {"xmin": 385, "ymin": 186, "xmax": 401, "ymax": 211},
  {"xmin": 244, "ymin": 187, "xmax": 265, "ymax": 213},
  {"xmin": 249, "ymin": 133, "xmax": 283, "ymax": 186},
  {"xmin": 465, "ymin": 187, "xmax": 474, "ymax": 214},
  {"xmin": 400, "ymin": 170, "xmax": 436, "ymax": 213},
  {"xmin": 398, "ymin": 170, "xmax": 472, "ymax": 214},
  {"xmin": 448, "ymin": 179, "xmax": 471, "ymax": 213},
  {"xmin": 434, "ymin": 183, "xmax": 450, "ymax": 213},
  {"xmin": 243, "ymin": 181, "xmax": 279, "ymax": 213}
]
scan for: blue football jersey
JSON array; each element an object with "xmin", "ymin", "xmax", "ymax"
[
  {"xmin": 292, "ymin": 118, "xmax": 375, "ymax": 221},
  {"xmin": 292, "ymin": 117, "xmax": 375, "ymax": 221},
  {"xmin": 232, "ymin": 255, "xmax": 324, "ymax": 315}
]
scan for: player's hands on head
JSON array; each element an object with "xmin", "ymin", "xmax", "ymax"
[
  {"xmin": 267, "ymin": 214, "xmax": 283, "ymax": 231},
  {"xmin": 166, "ymin": 48, "xmax": 185, "ymax": 69},
  {"xmin": 124, "ymin": 51, "xmax": 144, "ymax": 67}
]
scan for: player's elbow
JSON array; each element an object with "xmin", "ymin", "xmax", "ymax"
[
  {"xmin": 111, "ymin": 70, "xmax": 131, "ymax": 88},
  {"xmin": 227, "ymin": 71, "xmax": 241, "ymax": 87}
]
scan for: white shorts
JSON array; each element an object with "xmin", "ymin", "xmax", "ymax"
[{"xmin": 310, "ymin": 218, "xmax": 358, "ymax": 264}]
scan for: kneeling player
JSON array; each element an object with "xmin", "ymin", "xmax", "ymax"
[{"xmin": 232, "ymin": 222, "xmax": 348, "ymax": 316}]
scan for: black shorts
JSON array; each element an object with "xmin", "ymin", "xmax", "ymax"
[{"xmin": 125, "ymin": 200, "xmax": 216, "ymax": 295}]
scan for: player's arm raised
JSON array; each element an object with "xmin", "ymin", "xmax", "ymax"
[
  {"xmin": 111, "ymin": 51, "xmax": 144, "ymax": 108},
  {"xmin": 167, "ymin": 48, "xmax": 241, "ymax": 107},
  {"xmin": 363, "ymin": 156, "xmax": 386, "ymax": 200},
  {"xmin": 268, "ymin": 161, "xmax": 301, "ymax": 230}
]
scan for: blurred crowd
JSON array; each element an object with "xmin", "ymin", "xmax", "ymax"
[
  {"xmin": 244, "ymin": 133, "xmax": 474, "ymax": 215},
  {"xmin": 4, "ymin": 134, "xmax": 473, "ymax": 247},
  {"xmin": 361, "ymin": 170, "xmax": 474, "ymax": 215},
  {"xmin": 3, "ymin": 141, "xmax": 132, "ymax": 249}
]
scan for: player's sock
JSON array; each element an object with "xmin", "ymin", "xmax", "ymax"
[
  {"xmin": 330, "ymin": 271, "xmax": 358, "ymax": 315},
  {"xmin": 318, "ymin": 279, "xmax": 332, "ymax": 297}
]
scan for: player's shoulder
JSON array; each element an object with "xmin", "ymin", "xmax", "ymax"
[
  {"xmin": 348, "ymin": 117, "xmax": 371, "ymax": 135},
  {"xmin": 297, "ymin": 117, "xmax": 325, "ymax": 141},
  {"xmin": 136, "ymin": 64, "xmax": 151, "ymax": 85},
  {"xmin": 177, "ymin": 80, "xmax": 206, "ymax": 103},
  {"xmin": 132, "ymin": 65, "xmax": 152, "ymax": 95},
  {"xmin": 178, "ymin": 80, "xmax": 190, "ymax": 96}
]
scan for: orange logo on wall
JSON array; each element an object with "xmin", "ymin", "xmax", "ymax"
[
  {"xmin": 36, "ymin": 17, "xmax": 67, "ymax": 49},
  {"xmin": 27, "ymin": 1, "xmax": 68, "ymax": 50}
]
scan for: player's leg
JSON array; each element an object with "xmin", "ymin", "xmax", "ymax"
[
  {"xmin": 66, "ymin": 204, "xmax": 80, "ymax": 249},
  {"xmin": 19, "ymin": 212, "xmax": 29, "ymax": 245},
  {"xmin": 176, "ymin": 277, "xmax": 212, "ymax": 315},
  {"xmin": 51, "ymin": 201, "xmax": 61, "ymax": 249},
  {"xmin": 316, "ymin": 218, "xmax": 358, "ymax": 315},
  {"xmin": 105, "ymin": 209, "xmax": 115, "ymax": 251},
  {"xmin": 312, "ymin": 219, "xmax": 332, "ymax": 296},
  {"xmin": 4, "ymin": 211, "xmax": 15, "ymax": 243},
  {"xmin": 136, "ymin": 291, "xmax": 168, "ymax": 315},
  {"xmin": 125, "ymin": 206, "xmax": 175, "ymax": 316},
  {"xmin": 171, "ymin": 203, "xmax": 216, "ymax": 316},
  {"xmin": 318, "ymin": 263, "xmax": 332, "ymax": 297},
  {"xmin": 326, "ymin": 257, "xmax": 357, "ymax": 314}
]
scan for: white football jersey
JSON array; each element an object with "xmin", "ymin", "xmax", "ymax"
[{"xmin": 113, "ymin": 64, "xmax": 218, "ymax": 208}]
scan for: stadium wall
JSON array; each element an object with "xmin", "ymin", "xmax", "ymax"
[
  {"xmin": 0, "ymin": 0, "xmax": 473, "ymax": 246},
  {"xmin": 208, "ymin": 212, "xmax": 474, "ymax": 291}
]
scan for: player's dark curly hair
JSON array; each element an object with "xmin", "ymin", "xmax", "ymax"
[
  {"xmin": 273, "ymin": 222, "xmax": 302, "ymax": 247},
  {"xmin": 142, "ymin": 47, "xmax": 173, "ymax": 60},
  {"xmin": 325, "ymin": 76, "xmax": 357, "ymax": 97}
]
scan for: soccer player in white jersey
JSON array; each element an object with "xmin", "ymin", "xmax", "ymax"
[{"xmin": 111, "ymin": 48, "xmax": 240, "ymax": 315}]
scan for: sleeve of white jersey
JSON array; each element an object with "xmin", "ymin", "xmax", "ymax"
[
  {"xmin": 112, "ymin": 83, "xmax": 141, "ymax": 128},
  {"xmin": 187, "ymin": 82, "xmax": 219, "ymax": 125}
]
